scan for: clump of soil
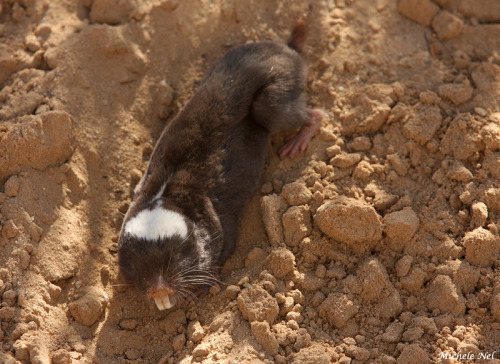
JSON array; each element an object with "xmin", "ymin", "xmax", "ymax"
[{"xmin": 1, "ymin": 0, "xmax": 500, "ymax": 363}]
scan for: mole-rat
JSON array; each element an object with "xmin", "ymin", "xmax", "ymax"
[{"xmin": 118, "ymin": 21, "xmax": 322, "ymax": 311}]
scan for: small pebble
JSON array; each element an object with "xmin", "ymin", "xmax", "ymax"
[
  {"xmin": 47, "ymin": 283, "xmax": 62, "ymax": 302},
  {"xmin": 272, "ymin": 179, "xmax": 283, "ymax": 192},
  {"xmin": 262, "ymin": 280, "xmax": 275, "ymax": 292},
  {"xmin": 2, "ymin": 289, "xmax": 17, "ymax": 306},
  {"xmin": 130, "ymin": 169, "xmax": 142, "ymax": 185},
  {"xmin": 17, "ymin": 249, "xmax": 30, "ymax": 270},
  {"xmin": 311, "ymin": 291, "xmax": 326, "ymax": 307},
  {"xmin": 4, "ymin": 175, "xmax": 19, "ymax": 197},
  {"xmin": 326, "ymin": 145, "xmax": 342, "ymax": 158},
  {"xmin": 225, "ymin": 285, "xmax": 241, "ymax": 299},
  {"xmin": 329, "ymin": 153, "xmax": 361, "ymax": 168},
  {"xmin": 172, "ymin": 333, "xmax": 186, "ymax": 352},
  {"xmin": 286, "ymin": 319, "xmax": 299, "ymax": 330},
  {"xmin": 238, "ymin": 276, "xmax": 249, "ymax": 286},
  {"xmin": 475, "ymin": 107, "xmax": 487, "ymax": 117},
  {"xmin": 35, "ymin": 23, "xmax": 52, "ymax": 37},
  {"xmin": 25, "ymin": 33, "xmax": 41, "ymax": 52},
  {"xmin": 315, "ymin": 264, "xmax": 327, "ymax": 278},
  {"xmin": 187, "ymin": 321, "xmax": 204, "ymax": 343},
  {"xmin": 142, "ymin": 143, "xmax": 154, "ymax": 158},
  {"xmin": 192, "ymin": 343, "xmax": 210, "ymax": 358},
  {"xmin": 69, "ymin": 286, "xmax": 108, "ymax": 326},
  {"xmin": 119, "ymin": 318, "xmax": 138, "ymax": 330},
  {"xmin": 286, "ymin": 311, "xmax": 303, "ymax": 323},
  {"xmin": 209, "ymin": 284, "xmax": 221, "ymax": 296},
  {"xmin": 125, "ymin": 348, "xmax": 141, "ymax": 360},
  {"xmin": 119, "ymin": 202, "xmax": 130, "ymax": 214},
  {"xmin": 2, "ymin": 220, "xmax": 19, "ymax": 239},
  {"xmin": 350, "ymin": 136, "xmax": 372, "ymax": 151},
  {"xmin": 261, "ymin": 182, "xmax": 273, "ymax": 194}
]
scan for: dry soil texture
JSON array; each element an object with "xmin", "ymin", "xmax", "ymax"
[{"xmin": 1, "ymin": 0, "xmax": 500, "ymax": 363}]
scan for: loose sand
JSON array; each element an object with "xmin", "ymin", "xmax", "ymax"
[{"xmin": 1, "ymin": 0, "xmax": 500, "ymax": 363}]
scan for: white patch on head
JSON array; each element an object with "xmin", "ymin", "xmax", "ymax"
[
  {"xmin": 124, "ymin": 207, "xmax": 188, "ymax": 241},
  {"xmin": 153, "ymin": 182, "xmax": 167, "ymax": 202}
]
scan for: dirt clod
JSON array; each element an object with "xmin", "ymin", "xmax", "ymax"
[
  {"xmin": 187, "ymin": 321, "xmax": 204, "ymax": 343},
  {"xmin": 2, "ymin": 220, "xmax": 19, "ymax": 239},
  {"xmin": 251, "ymin": 321, "xmax": 279, "ymax": 356},
  {"xmin": 261, "ymin": 194, "xmax": 287, "ymax": 245},
  {"xmin": 266, "ymin": 248, "xmax": 296, "ymax": 278},
  {"xmin": 463, "ymin": 227, "xmax": 500, "ymax": 267},
  {"xmin": 432, "ymin": 11, "xmax": 463, "ymax": 40},
  {"xmin": 281, "ymin": 182, "xmax": 312, "ymax": 206},
  {"xmin": 119, "ymin": 318, "xmax": 138, "ymax": 330},
  {"xmin": 315, "ymin": 196, "xmax": 383, "ymax": 245},
  {"xmin": 282, "ymin": 205, "xmax": 312, "ymax": 246},
  {"xmin": 319, "ymin": 293, "xmax": 359, "ymax": 328},
  {"xmin": 4, "ymin": 175, "xmax": 19, "ymax": 197},
  {"xmin": 0, "ymin": 111, "xmax": 74, "ymax": 184},
  {"xmin": 438, "ymin": 80, "xmax": 473, "ymax": 105},
  {"xmin": 397, "ymin": 0, "xmax": 439, "ymax": 26},
  {"xmin": 383, "ymin": 207, "xmax": 420, "ymax": 247},
  {"xmin": 382, "ymin": 322, "xmax": 405, "ymax": 343},
  {"xmin": 237, "ymin": 285, "xmax": 279, "ymax": 324},
  {"xmin": 397, "ymin": 344, "xmax": 430, "ymax": 364},
  {"xmin": 69, "ymin": 287, "xmax": 108, "ymax": 326},
  {"xmin": 427, "ymin": 275, "xmax": 466, "ymax": 315}
]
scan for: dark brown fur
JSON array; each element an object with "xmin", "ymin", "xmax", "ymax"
[{"xmin": 118, "ymin": 22, "xmax": 318, "ymax": 304}]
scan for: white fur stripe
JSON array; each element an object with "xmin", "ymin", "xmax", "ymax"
[
  {"xmin": 125, "ymin": 207, "xmax": 188, "ymax": 241},
  {"xmin": 153, "ymin": 182, "xmax": 167, "ymax": 201}
]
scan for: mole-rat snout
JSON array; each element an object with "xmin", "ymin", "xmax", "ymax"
[
  {"xmin": 118, "ymin": 210, "xmax": 218, "ymax": 310},
  {"xmin": 148, "ymin": 277, "xmax": 176, "ymax": 310}
]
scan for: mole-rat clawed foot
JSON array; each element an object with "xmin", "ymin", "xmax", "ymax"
[{"xmin": 278, "ymin": 109, "xmax": 323, "ymax": 159}]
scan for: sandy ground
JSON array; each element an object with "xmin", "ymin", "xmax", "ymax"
[{"xmin": 1, "ymin": 0, "xmax": 500, "ymax": 363}]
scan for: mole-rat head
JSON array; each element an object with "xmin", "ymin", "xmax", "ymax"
[{"xmin": 117, "ymin": 205, "xmax": 214, "ymax": 311}]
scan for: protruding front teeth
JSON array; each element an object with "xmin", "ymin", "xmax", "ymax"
[{"xmin": 154, "ymin": 295, "xmax": 175, "ymax": 311}]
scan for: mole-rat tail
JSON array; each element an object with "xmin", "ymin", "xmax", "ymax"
[{"xmin": 287, "ymin": 20, "xmax": 307, "ymax": 53}]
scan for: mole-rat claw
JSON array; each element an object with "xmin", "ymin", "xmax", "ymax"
[{"xmin": 278, "ymin": 109, "xmax": 323, "ymax": 159}]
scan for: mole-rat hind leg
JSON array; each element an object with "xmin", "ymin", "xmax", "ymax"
[
  {"xmin": 251, "ymin": 81, "xmax": 322, "ymax": 159},
  {"xmin": 278, "ymin": 109, "xmax": 323, "ymax": 159}
]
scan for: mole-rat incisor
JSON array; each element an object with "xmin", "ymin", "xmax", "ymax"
[{"xmin": 118, "ymin": 20, "xmax": 322, "ymax": 310}]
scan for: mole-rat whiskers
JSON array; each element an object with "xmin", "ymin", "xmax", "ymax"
[
  {"xmin": 171, "ymin": 263, "xmax": 203, "ymax": 280},
  {"xmin": 181, "ymin": 275, "xmax": 222, "ymax": 286},
  {"xmin": 111, "ymin": 283, "xmax": 131, "ymax": 288},
  {"xmin": 176, "ymin": 286, "xmax": 199, "ymax": 302},
  {"xmin": 178, "ymin": 225, "xmax": 195, "ymax": 248},
  {"xmin": 118, "ymin": 262, "xmax": 134, "ymax": 275}
]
